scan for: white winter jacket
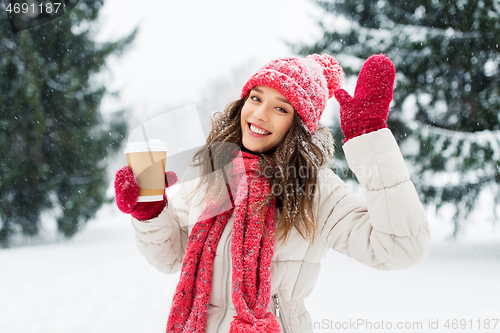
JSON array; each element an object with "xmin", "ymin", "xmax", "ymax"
[{"xmin": 131, "ymin": 128, "xmax": 431, "ymax": 333}]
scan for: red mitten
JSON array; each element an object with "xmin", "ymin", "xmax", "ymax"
[
  {"xmin": 334, "ymin": 54, "xmax": 396, "ymax": 142},
  {"xmin": 114, "ymin": 166, "xmax": 178, "ymax": 221}
]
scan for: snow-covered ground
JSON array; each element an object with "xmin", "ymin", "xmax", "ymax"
[{"xmin": 1, "ymin": 201, "xmax": 499, "ymax": 333}]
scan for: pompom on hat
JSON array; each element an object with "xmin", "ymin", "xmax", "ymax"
[{"xmin": 241, "ymin": 54, "xmax": 343, "ymax": 133}]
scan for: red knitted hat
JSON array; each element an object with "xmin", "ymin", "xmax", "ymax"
[{"xmin": 241, "ymin": 54, "xmax": 343, "ymax": 133}]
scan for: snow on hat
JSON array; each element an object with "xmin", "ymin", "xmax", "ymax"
[{"xmin": 241, "ymin": 54, "xmax": 343, "ymax": 133}]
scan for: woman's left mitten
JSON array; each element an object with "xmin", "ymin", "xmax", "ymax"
[{"xmin": 334, "ymin": 54, "xmax": 396, "ymax": 142}]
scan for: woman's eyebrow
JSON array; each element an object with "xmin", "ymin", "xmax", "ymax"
[
  {"xmin": 252, "ymin": 87, "xmax": 292, "ymax": 105},
  {"xmin": 277, "ymin": 97, "xmax": 292, "ymax": 105}
]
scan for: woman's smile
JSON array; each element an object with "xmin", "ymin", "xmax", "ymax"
[{"xmin": 247, "ymin": 122, "xmax": 271, "ymax": 136}]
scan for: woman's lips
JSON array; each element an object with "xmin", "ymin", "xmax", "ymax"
[{"xmin": 247, "ymin": 122, "xmax": 271, "ymax": 137}]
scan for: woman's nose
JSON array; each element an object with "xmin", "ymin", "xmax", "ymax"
[{"xmin": 253, "ymin": 104, "xmax": 269, "ymax": 122}]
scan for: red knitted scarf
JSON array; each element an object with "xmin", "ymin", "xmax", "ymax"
[{"xmin": 166, "ymin": 151, "xmax": 280, "ymax": 333}]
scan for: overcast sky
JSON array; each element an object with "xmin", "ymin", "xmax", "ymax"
[{"xmin": 95, "ymin": 0, "xmax": 327, "ymax": 121}]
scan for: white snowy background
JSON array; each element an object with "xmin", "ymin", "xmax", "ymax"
[{"xmin": 1, "ymin": 0, "xmax": 499, "ymax": 332}]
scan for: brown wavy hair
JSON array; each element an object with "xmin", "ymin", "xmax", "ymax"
[{"xmin": 191, "ymin": 94, "xmax": 335, "ymax": 244}]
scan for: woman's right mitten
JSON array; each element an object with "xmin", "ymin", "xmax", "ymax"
[{"xmin": 114, "ymin": 166, "xmax": 178, "ymax": 221}]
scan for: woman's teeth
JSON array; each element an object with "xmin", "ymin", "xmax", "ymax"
[{"xmin": 250, "ymin": 124, "xmax": 270, "ymax": 135}]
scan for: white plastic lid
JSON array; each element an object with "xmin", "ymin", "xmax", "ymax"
[{"xmin": 123, "ymin": 139, "xmax": 168, "ymax": 154}]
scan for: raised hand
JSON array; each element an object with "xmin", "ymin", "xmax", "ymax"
[{"xmin": 334, "ymin": 54, "xmax": 396, "ymax": 142}]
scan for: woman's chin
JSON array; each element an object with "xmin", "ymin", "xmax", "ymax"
[
  {"xmin": 243, "ymin": 144, "xmax": 261, "ymax": 153},
  {"xmin": 242, "ymin": 137, "xmax": 280, "ymax": 154}
]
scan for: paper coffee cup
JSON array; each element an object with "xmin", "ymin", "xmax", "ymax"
[{"xmin": 124, "ymin": 139, "xmax": 168, "ymax": 202}]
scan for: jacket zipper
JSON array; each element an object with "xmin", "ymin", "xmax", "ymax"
[
  {"xmin": 272, "ymin": 293, "xmax": 289, "ymax": 333},
  {"xmin": 272, "ymin": 294, "xmax": 281, "ymax": 318},
  {"xmin": 214, "ymin": 233, "xmax": 232, "ymax": 332}
]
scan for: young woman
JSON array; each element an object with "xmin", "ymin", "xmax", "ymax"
[{"xmin": 114, "ymin": 54, "xmax": 431, "ymax": 333}]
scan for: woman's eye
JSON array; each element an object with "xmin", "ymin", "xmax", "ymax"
[
  {"xmin": 277, "ymin": 107, "xmax": 287, "ymax": 113},
  {"xmin": 251, "ymin": 96, "xmax": 261, "ymax": 102}
]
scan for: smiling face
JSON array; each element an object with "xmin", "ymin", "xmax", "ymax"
[{"xmin": 240, "ymin": 85, "xmax": 295, "ymax": 153}]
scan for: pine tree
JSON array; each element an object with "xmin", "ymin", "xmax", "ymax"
[
  {"xmin": 0, "ymin": 0, "xmax": 137, "ymax": 246},
  {"xmin": 295, "ymin": 0, "xmax": 500, "ymax": 236}
]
